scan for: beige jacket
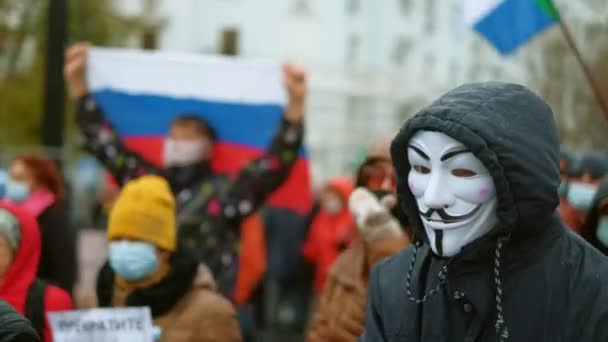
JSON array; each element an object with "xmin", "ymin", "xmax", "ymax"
[
  {"xmin": 112, "ymin": 265, "xmax": 242, "ymax": 342},
  {"xmin": 307, "ymin": 236, "xmax": 409, "ymax": 342}
]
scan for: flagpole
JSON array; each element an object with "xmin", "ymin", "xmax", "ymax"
[{"xmin": 557, "ymin": 19, "xmax": 608, "ymax": 121}]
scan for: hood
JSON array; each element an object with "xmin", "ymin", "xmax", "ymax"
[
  {"xmin": 0, "ymin": 203, "xmax": 40, "ymax": 314},
  {"xmin": 391, "ymin": 82, "xmax": 560, "ymax": 248},
  {"xmin": 0, "ymin": 299, "xmax": 39, "ymax": 342},
  {"xmin": 581, "ymin": 177, "xmax": 608, "ymax": 253},
  {"xmin": 326, "ymin": 177, "xmax": 354, "ymax": 204}
]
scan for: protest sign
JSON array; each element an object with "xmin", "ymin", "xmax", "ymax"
[{"xmin": 49, "ymin": 307, "xmax": 153, "ymax": 342}]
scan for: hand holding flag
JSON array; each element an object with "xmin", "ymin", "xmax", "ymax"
[
  {"xmin": 283, "ymin": 62, "xmax": 307, "ymax": 125},
  {"xmin": 64, "ymin": 42, "xmax": 90, "ymax": 100}
]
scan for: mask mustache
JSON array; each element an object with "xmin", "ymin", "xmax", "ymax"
[{"xmin": 419, "ymin": 204, "xmax": 482, "ymax": 223}]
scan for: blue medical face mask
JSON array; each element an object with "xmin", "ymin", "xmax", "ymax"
[
  {"xmin": 0, "ymin": 171, "xmax": 7, "ymax": 199},
  {"xmin": 5, "ymin": 180, "xmax": 31, "ymax": 203},
  {"xmin": 596, "ymin": 216, "xmax": 608, "ymax": 248},
  {"xmin": 109, "ymin": 241, "xmax": 159, "ymax": 282},
  {"xmin": 567, "ymin": 183, "xmax": 597, "ymax": 212}
]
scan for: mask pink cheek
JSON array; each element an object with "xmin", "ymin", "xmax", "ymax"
[
  {"xmin": 409, "ymin": 182, "xmax": 415, "ymax": 193},
  {"xmin": 479, "ymin": 188, "xmax": 489, "ymax": 200}
]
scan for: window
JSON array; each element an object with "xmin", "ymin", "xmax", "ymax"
[
  {"xmin": 391, "ymin": 35, "xmax": 411, "ymax": 66},
  {"xmin": 492, "ymin": 66, "xmax": 503, "ymax": 80},
  {"xmin": 346, "ymin": 33, "xmax": 361, "ymax": 66},
  {"xmin": 142, "ymin": 29, "xmax": 157, "ymax": 50},
  {"xmin": 291, "ymin": 0, "xmax": 313, "ymax": 16},
  {"xmin": 346, "ymin": 0, "xmax": 360, "ymax": 15},
  {"xmin": 423, "ymin": 51, "xmax": 436, "ymax": 78},
  {"xmin": 398, "ymin": 0, "xmax": 412, "ymax": 16},
  {"xmin": 449, "ymin": 60, "xmax": 460, "ymax": 85},
  {"xmin": 218, "ymin": 28, "xmax": 239, "ymax": 56},
  {"xmin": 424, "ymin": 0, "xmax": 437, "ymax": 34}
]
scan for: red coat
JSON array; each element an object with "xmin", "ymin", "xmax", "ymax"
[
  {"xmin": 0, "ymin": 203, "xmax": 73, "ymax": 342},
  {"xmin": 303, "ymin": 178, "xmax": 355, "ymax": 292}
]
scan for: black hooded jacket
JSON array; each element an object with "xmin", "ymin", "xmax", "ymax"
[
  {"xmin": 360, "ymin": 83, "xmax": 608, "ymax": 341},
  {"xmin": 0, "ymin": 299, "xmax": 39, "ymax": 342},
  {"xmin": 581, "ymin": 178, "xmax": 608, "ymax": 255},
  {"xmin": 76, "ymin": 94, "xmax": 304, "ymax": 295}
]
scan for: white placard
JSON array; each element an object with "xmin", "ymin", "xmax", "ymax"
[{"xmin": 49, "ymin": 307, "xmax": 154, "ymax": 342}]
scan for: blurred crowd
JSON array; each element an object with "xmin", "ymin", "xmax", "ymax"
[
  {"xmin": 558, "ymin": 149, "xmax": 608, "ymax": 254},
  {"xmin": 0, "ymin": 43, "xmax": 607, "ymax": 342}
]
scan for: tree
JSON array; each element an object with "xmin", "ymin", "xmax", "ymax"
[
  {"xmin": 529, "ymin": 14, "xmax": 608, "ymax": 152},
  {"xmin": 0, "ymin": 0, "xmax": 144, "ymax": 149}
]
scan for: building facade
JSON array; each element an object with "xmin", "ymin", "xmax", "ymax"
[{"xmin": 125, "ymin": 0, "xmax": 607, "ymax": 183}]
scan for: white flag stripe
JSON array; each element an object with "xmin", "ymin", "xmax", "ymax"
[
  {"xmin": 87, "ymin": 47, "xmax": 288, "ymax": 106},
  {"xmin": 463, "ymin": 0, "xmax": 503, "ymax": 26}
]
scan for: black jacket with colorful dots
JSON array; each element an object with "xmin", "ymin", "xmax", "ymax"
[{"xmin": 76, "ymin": 94, "xmax": 303, "ymax": 295}]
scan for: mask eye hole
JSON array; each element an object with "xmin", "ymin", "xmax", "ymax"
[
  {"xmin": 413, "ymin": 165, "xmax": 430, "ymax": 174},
  {"xmin": 451, "ymin": 168, "xmax": 477, "ymax": 178}
]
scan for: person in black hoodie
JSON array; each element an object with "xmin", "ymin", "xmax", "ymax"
[
  {"xmin": 359, "ymin": 82, "xmax": 608, "ymax": 341},
  {"xmin": 0, "ymin": 299, "xmax": 39, "ymax": 342},
  {"xmin": 580, "ymin": 177, "xmax": 608, "ymax": 255}
]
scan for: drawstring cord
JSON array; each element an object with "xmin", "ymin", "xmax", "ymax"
[
  {"xmin": 494, "ymin": 234, "xmax": 511, "ymax": 341},
  {"xmin": 406, "ymin": 241, "xmax": 449, "ymax": 303},
  {"xmin": 405, "ymin": 235, "xmax": 512, "ymax": 342}
]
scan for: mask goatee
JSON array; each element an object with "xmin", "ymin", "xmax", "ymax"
[{"xmin": 434, "ymin": 229, "xmax": 444, "ymax": 256}]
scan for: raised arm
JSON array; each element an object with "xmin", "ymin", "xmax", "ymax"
[
  {"xmin": 222, "ymin": 63, "xmax": 307, "ymax": 221},
  {"xmin": 64, "ymin": 43, "xmax": 160, "ymax": 186}
]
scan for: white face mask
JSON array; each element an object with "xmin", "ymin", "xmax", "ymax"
[
  {"xmin": 407, "ymin": 131, "xmax": 498, "ymax": 257},
  {"xmin": 323, "ymin": 198, "xmax": 344, "ymax": 215},
  {"xmin": 163, "ymin": 138, "xmax": 210, "ymax": 168}
]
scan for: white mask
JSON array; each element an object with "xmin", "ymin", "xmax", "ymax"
[
  {"xmin": 163, "ymin": 138, "xmax": 210, "ymax": 168},
  {"xmin": 323, "ymin": 198, "xmax": 344, "ymax": 215},
  {"xmin": 407, "ymin": 131, "xmax": 498, "ymax": 257}
]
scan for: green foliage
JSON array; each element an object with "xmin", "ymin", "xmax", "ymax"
[
  {"xmin": 68, "ymin": 1, "xmax": 144, "ymax": 45},
  {"xmin": 0, "ymin": 54, "xmax": 44, "ymax": 146},
  {"xmin": 0, "ymin": 0, "xmax": 144, "ymax": 148}
]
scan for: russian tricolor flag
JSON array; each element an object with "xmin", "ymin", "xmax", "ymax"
[
  {"xmin": 87, "ymin": 48, "xmax": 312, "ymax": 214},
  {"xmin": 465, "ymin": 0, "xmax": 559, "ymax": 55}
]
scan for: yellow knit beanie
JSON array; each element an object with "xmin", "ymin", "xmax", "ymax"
[{"xmin": 108, "ymin": 175, "xmax": 176, "ymax": 252}]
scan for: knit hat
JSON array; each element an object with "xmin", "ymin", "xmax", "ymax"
[
  {"xmin": 575, "ymin": 151, "xmax": 608, "ymax": 179},
  {"xmin": 108, "ymin": 176, "xmax": 176, "ymax": 252},
  {"xmin": 348, "ymin": 187, "xmax": 403, "ymax": 242},
  {"xmin": 0, "ymin": 209, "xmax": 20, "ymax": 251}
]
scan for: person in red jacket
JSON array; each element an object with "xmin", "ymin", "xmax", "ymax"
[
  {"xmin": 302, "ymin": 177, "xmax": 354, "ymax": 293},
  {"xmin": 4, "ymin": 155, "xmax": 76, "ymax": 294},
  {"xmin": 0, "ymin": 203, "xmax": 73, "ymax": 342}
]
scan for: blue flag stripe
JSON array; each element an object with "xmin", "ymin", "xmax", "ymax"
[
  {"xmin": 94, "ymin": 90, "xmax": 285, "ymax": 150},
  {"xmin": 474, "ymin": 0, "xmax": 556, "ymax": 55}
]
